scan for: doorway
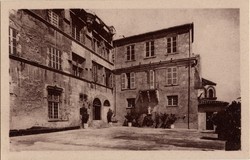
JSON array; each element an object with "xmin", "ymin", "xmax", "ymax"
[
  {"xmin": 206, "ymin": 112, "xmax": 214, "ymax": 130},
  {"xmin": 93, "ymin": 98, "xmax": 101, "ymax": 120}
]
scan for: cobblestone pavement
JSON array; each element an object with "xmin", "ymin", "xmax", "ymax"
[{"xmin": 10, "ymin": 126, "xmax": 225, "ymax": 151}]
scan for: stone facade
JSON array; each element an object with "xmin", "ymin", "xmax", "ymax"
[
  {"xmin": 9, "ymin": 9, "xmax": 115, "ymax": 130},
  {"xmin": 113, "ymin": 24, "xmax": 202, "ymax": 129},
  {"xmin": 9, "ymin": 9, "xmax": 214, "ymax": 131}
]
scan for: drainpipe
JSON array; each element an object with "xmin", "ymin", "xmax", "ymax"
[
  {"xmin": 187, "ymin": 23, "xmax": 193, "ymax": 129},
  {"xmin": 114, "ymin": 47, "xmax": 117, "ymax": 115}
]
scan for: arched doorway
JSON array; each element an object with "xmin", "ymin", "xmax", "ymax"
[{"xmin": 93, "ymin": 98, "xmax": 101, "ymax": 120}]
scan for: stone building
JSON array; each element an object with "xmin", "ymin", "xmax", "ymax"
[
  {"xmin": 113, "ymin": 24, "xmax": 202, "ymax": 129},
  {"xmin": 9, "ymin": 9, "xmax": 116, "ymax": 130},
  {"xmin": 9, "ymin": 9, "xmax": 228, "ymax": 131}
]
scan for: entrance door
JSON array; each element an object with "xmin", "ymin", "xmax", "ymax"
[
  {"xmin": 206, "ymin": 112, "xmax": 214, "ymax": 130},
  {"xmin": 93, "ymin": 98, "xmax": 101, "ymax": 120}
]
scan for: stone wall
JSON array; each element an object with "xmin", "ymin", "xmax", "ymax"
[
  {"xmin": 9, "ymin": 9, "xmax": 115, "ymax": 130},
  {"xmin": 115, "ymin": 32, "xmax": 193, "ymax": 69},
  {"xmin": 114, "ymin": 29, "xmax": 200, "ymax": 129}
]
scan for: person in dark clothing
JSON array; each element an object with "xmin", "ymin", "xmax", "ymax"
[
  {"xmin": 107, "ymin": 108, "xmax": 113, "ymax": 123},
  {"xmin": 80, "ymin": 106, "xmax": 89, "ymax": 128}
]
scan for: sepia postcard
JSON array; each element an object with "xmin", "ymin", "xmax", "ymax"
[{"xmin": 1, "ymin": 0, "xmax": 249, "ymax": 160}]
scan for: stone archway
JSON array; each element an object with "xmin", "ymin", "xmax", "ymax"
[{"xmin": 93, "ymin": 98, "xmax": 101, "ymax": 120}]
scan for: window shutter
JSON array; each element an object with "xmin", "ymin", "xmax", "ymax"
[
  {"xmin": 151, "ymin": 41, "xmax": 154, "ymax": 56},
  {"xmin": 130, "ymin": 72, "xmax": 135, "ymax": 89},
  {"xmin": 126, "ymin": 46, "xmax": 130, "ymax": 60},
  {"xmin": 172, "ymin": 67, "xmax": 177, "ymax": 85},
  {"xmin": 146, "ymin": 42, "xmax": 149, "ymax": 57},
  {"xmin": 167, "ymin": 68, "xmax": 172, "ymax": 85},
  {"xmin": 131, "ymin": 45, "xmax": 135, "ymax": 60},
  {"xmin": 109, "ymin": 73, "xmax": 113, "ymax": 88},
  {"xmin": 121, "ymin": 73, "xmax": 126, "ymax": 89},
  {"xmin": 47, "ymin": 47, "xmax": 51, "ymax": 67},
  {"xmin": 149, "ymin": 70, "xmax": 154, "ymax": 89}
]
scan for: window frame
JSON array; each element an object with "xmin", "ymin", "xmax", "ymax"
[
  {"xmin": 126, "ymin": 45, "xmax": 135, "ymax": 61},
  {"xmin": 48, "ymin": 10, "xmax": 59, "ymax": 27},
  {"xmin": 72, "ymin": 24, "xmax": 81, "ymax": 42},
  {"xmin": 145, "ymin": 41, "xmax": 155, "ymax": 57},
  {"xmin": 121, "ymin": 72, "xmax": 136, "ymax": 90},
  {"xmin": 127, "ymin": 98, "xmax": 136, "ymax": 108},
  {"xmin": 9, "ymin": 27, "xmax": 17, "ymax": 55},
  {"xmin": 167, "ymin": 95, "xmax": 178, "ymax": 107},
  {"xmin": 167, "ymin": 36, "xmax": 177, "ymax": 54},
  {"xmin": 47, "ymin": 46, "xmax": 62, "ymax": 70},
  {"xmin": 166, "ymin": 67, "xmax": 178, "ymax": 86},
  {"xmin": 71, "ymin": 53, "xmax": 85, "ymax": 78},
  {"xmin": 47, "ymin": 88, "xmax": 62, "ymax": 120}
]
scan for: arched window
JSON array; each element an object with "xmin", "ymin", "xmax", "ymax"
[
  {"xmin": 103, "ymin": 100, "xmax": 110, "ymax": 107},
  {"xmin": 208, "ymin": 89, "xmax": 214, "ymax": 98}
]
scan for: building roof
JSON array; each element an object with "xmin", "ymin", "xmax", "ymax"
[
  {"xmin": 114, "ymin": 23, "xmax": 194, "ymax": 47},
  {"xmin": 202, "ymin": 78, "xmax": 216, "ymax": 86}
]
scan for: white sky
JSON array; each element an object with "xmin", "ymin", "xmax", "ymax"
[{"xmin": 93, "ymin": 9, "xmax": 240, "ymax": 102}]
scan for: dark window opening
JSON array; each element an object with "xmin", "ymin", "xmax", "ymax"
[
  {"xmin": 47, "ymin": 87, "xmax": 62, "ymax": 119},
  {"xmin": 167, "ymin": 95, "xmax": 178, "ymax": 106},
  {"xmin": 71, "ymin": 53, "xmax": 85, "ymax": 78},
  {"xmin": 127, "ymin": 98, "xmax": 135, "ymax": 108}
]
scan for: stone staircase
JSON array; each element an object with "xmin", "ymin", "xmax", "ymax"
[
  {"xmin": 88, "ymin": 120, "xmax": 110, "ymax": 129},
  {"xmin": 88, "ymin": 120, "xmax": 122, "ymax": 128}
]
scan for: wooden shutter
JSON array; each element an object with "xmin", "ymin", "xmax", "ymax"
[
  {"xmin": 167, "ymin": 68, "xmax": 172, "ymax": 85},
  {"xmin": 149, "ymin": 70, "xmax": 154, "ymax": 89},
  {"xmin": 130, "ymin": 72, "xmax": 135, "ymax": 89},
  {"xmin": 172, "ymin": 67, "xmax": 177, "ymax": 85},
  {"xmin": 121, "ymin": 73, "xmax": 126, "ymax": 89}
]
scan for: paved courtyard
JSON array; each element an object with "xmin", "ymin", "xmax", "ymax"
[{"xmin": 10, "ymin": 126, "xmax": 225, "ymax": 151}]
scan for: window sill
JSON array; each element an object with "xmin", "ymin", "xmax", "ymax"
[
  {"xmin": 166, "ymin": 105, "xmax": 178, "ymax": 107},
  {"xmin": 144, "ymin": 56, "xmax": 156, "ymax": 59},
  {"xmin": 125, "ymin": 60, "xmax": 136, "ymax": 62},
  {"xmin": 48, "ymin": 119, "xmax": 68, "ymax": 122},
  {"xmin": 166, "ymin": 52, "xmax": 179, "ymax": 56},
  {"xmin": 121, "ymin": 88, "xmax": 137, "ymax": 91},
  {"xmin": 164, "ymin": 84, "xmax": 178, "ymax": 87}
]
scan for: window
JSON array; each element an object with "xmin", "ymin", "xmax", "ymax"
[
  {"xmin": 167, "ymin": 95, "xmax": 178, "ymax": 106},
  {"xmin": 149, "ymin": 70, "xmax": 155, "ymax": 89},
  {"xmin": 71, "ymin": 53, "xmax": 85, "ymax": 77},
  {"xmin": 106, "ymin": 48, "xmax": 110, "ymax": 61},
  {"xmin": 47, "ymin": 46, "xmax": 62, "ymax": 70},
  {"xmin": 47, "ymin": 87, "xmax": 62, "ymax": 119},
  {"xmin": 92, "ymin": 62, "xmax": 103, "ymax": 84},
  {"xmin": 92, "ymin": 38, "xmax": 98, "ymax": 52},
  {"xmin": 166, "ymin": 67, "xmax": 178, "ymax": 85},
  {"xmin": 126, "ymin": 45, "xmax": 135, "ymax": 61},
  {"xmin": 146, "ymin": 41, "xmax": 155, "ymax": 57},
  {"xmin": 72, "ymin": 24, "xmax": 81, "ymax": 41},
  {"xmin": 48, "ymin": 10, "xmax": 59, "ymax": 27},
  {"xmin": 92, "ymin": 62, "xmax": 98, "ymax": 82},
  {"xmin": 105, "ymin": 69, "xmax": 113, "ymax": 88},
  {"xmin": 9, "ymin": 27, "xmax": 17, "ymax": 55},
  {"xmin": 127, "ymin": 98, "xmax": 135, "ymax": 108},
  {"xmin": 208, "ymin": 89, "xmax": 214, "ymax": 98},
  {"xmin": 121, "ymin": 72, "xmax": 135, "ymax": 90},
  {"xmin": 167, "ymin": 36, "xmax": 177, "ymax": 53}
]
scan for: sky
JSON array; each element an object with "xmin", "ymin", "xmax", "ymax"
[{"xmin": 92, "ymin": 9, "xmax": 240, "ymax": 102}]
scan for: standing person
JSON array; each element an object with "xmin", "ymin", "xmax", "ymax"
[
  {"xmin": 107, "ymin": 108, "xmax": 113, "ymax": 123},
  {"xmin": 80, "ymin": 106, "xmax": 85, "ymax": 128},
  {"xmin": 80, "ymin": 106, "xmax": 89, "ymax": 128}
]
